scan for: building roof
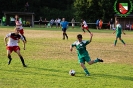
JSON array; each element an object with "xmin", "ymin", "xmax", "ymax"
[
  {"xmin": 115, "ymin": 14, "xmax": 133, "ymax": 17},
  {"xmin": 3, "ymin": 12, "xmax": 34, "ymax": 15}
]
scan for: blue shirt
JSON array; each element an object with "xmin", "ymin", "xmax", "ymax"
[
  {"xmin": 60, "ymin": 21, "xmax": 68, "ymax": 29},
  {"xmin": 96, "ymin": 20, "xmax": 99, "ymax": 25}
]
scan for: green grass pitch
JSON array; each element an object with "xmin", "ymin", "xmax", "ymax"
[{"xmin": 0, "ymin": 26, "xmax": 133, "ymax": 88}]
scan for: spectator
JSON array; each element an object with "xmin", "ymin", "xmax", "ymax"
[
  {"xmin": 44, "ymin": 18, "xmax": 47, "ymax": 28},
  {"xmin": 50, "ymin": 19, "xmax": 54, "ymax": 28},
  {"xmin": 47, "ymin": 22, "xmax": 51, "ymax": 28},
  {"xmin": 131, "ymin": 24, "xmax": 133, "ymax": 30},
  {"xmin": 55, "ymin": 19, "xmax": 58, "ymax": 28},
  {"xmin": 125, "ymin": 23, "xmax": 130, "ymax": 30},
  {"xmin": 96, "ymin": 19, "xmax": 99, "ymax": 30},
  {"xmin": 10, "ymin": 17, "xmax": 15, "ymax": 26},
  {"xmin": 57, "ymin": 18, "xmax": 61, "ymax": 28},
  {"xmin": 99, "ymin": 19, "xmax": 103, "ymax": 29},
  {"xmin": 71, "ymin": 18, "xmax": 75, "ymax": 29},
  {"xmin": 39, "ymin": 17, "xmax": 43, "ymax": 27},
  {"xmin": 109, "ymin": 18, "xmax": 114, "ymax": 30},
  {"xmin": 2, "ymin": 15, "xmax": 6, "ymax": 26}
]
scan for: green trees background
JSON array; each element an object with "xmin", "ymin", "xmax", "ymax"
[{"xmin": 0, "ymin": 0, "xmax": 132, "ymax": 22}]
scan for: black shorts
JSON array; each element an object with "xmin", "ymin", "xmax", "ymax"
[
  {"xmin": 62, "ymin": 28, "xmax": 67, "ymax": 32},
  {"xmin": 39, "ymin": 21, "xmax": 42, "ymax": 24},
  {"xmin": 44, "ymin": 22, "xmax": 47, "ymax": 25}
]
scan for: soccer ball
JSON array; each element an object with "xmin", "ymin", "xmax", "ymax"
[{"xmin": 69, "ymin": 69, "xmax": 75, "ymax": 76}]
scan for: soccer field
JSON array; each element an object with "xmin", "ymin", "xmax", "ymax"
[{"xmin": 0, "ymin": 26, "xmax": 133, "ymax": 88}]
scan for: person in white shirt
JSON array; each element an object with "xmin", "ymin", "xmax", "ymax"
[
  {"xmin": 81, "ymin": 19, "xmax": 92, "ymax": 34},
  {"xmin": 15, "ymin": 15, "xmax": 27, "ymax": 42},
  {"xmin": 4, "ymin": 28, "xmax": 27, "ymax": 67}
]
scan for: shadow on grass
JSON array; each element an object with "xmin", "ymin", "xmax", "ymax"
[
  {"xmin": 0, "ymin": 66, "xmax": 70, "ymax": 78},
  {"xmin": 92, "ymin": 73, "xmax": 133, "ymax": 81}
]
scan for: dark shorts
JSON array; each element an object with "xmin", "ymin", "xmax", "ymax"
[
  {"xmin": 39, "ymin": 21, "xmax": 42, "ymax": 24},
  {"xmin": 44, "ymin": 22, "xmax": 47, "ymax": 25},
  {"xmin": 62, "ymin": 28, "xmax": 67, "ymax": 32}
]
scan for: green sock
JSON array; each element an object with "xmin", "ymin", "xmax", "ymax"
[
  {"xmin": 114, "ymin": 40, "xmax": 117, "ymax": 46},
  {"xmin": 94, "ymin": 58, "xmax": 98, "ymax": 63},
  {"xmin": 84, "ymin": 68, "xmax": 90, "ymax": 74},
  {"xmin": 121, "ymin": 40, "xmax": 125, "ymax": 44}
]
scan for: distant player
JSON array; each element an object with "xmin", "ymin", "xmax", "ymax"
[
  {"xmin": 113, "ymin": 19, "xmax": 126, "ymax": 46},
  {"xmin": 70, "ymin": 33, "xmax": 103, "ymax": 76},
  {"xmin": 4, "ymin": 28, "xmax": 27, "ymax": 67},
  {"xmin": 81, "ymin": 19, "xmax": 91, "ymax": 34},
  {"xmin": 60, "ymin": 18, "xmax": 68, "ymax": 40},
  {"xmin": 15, "ymin": 15, "xmax": 27, "ymax": 42}
]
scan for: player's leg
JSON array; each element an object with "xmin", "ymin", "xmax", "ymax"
[
  {"xmin": 80, "ymin": 63, "xmax": 90, "ymax": 76},
  {"xmin": 19, "ymin": 29, "xmax": 27, "ymax": 42},
  {"xmin": 85, "ymin": 55, "xmax": 103, "ymax": 65},
  {"xmin": 86, "ymin": 27, "xmax": 91, "ymax": 34},
  {"xmin": 22, "ymin": 35, "xmax": 27, "ymax": 42},
  {"xmin": 62, "ymin": 29, "xmax": 65, "ymax": 40},
  {"xmin": 7, "ymin": 50, "xmax": 12, "ymax": 65},
  {"xmin": 64, "ymin": 28, "xmax": 68, "ymax": 39},
  {"xmin": 119, "ymin": 37, "xmax": 126, "ymax": 45},
  {"xmin": 82, "ymin": 29, "xmax": 85, "ymax": 33},
  {"xmin": 114, "ymin": 35, "xmax": 118, "ymax": 46},
  {"xmin": 78, "ymin": 57, "xmax": 90, "ymax": 75},
  {"xmin": 15, "ymin": 47, "xmax": 27, "ymax": 67}
]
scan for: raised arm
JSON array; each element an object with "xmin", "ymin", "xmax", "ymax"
[{"xmin": 89, "ymin": 33, "xmax": 93, "ymax": 42}]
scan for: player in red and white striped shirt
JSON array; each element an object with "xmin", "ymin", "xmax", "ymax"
[{"xmin": 4, "ymin": 28, "xmax": 27, "ymax": 67}]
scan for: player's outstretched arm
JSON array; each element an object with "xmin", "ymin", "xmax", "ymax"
[
  {"xmin": 113, "ymin": 30, "xmax": 116, "ymax": 34},
  {"xmin": 70, "ymin": 45, "xmax": 73, "ymax": 52},
  {"xmin": 89, "ymin": 33, "xmax": 93, "ymax": 42}
]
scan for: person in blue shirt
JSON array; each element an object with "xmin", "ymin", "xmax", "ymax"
[
  {"xmin": 60, "ymin": 18, "xmax": 68, "ymax": 40},
  {"xmin": 96, "ymin": 19, "xmax": 99, "ymax": 30}
]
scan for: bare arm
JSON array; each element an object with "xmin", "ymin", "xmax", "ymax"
[
  {"xmin": 113, "ymin": 30, "xmax": 116, "ymax": 34},
  {"xmin": 22, "ymin": 40, "xmax": 26, "ymax": 50},
  {"xmin": 4, "ymin": 37, "xmax": 8, "ymax": 46},
  {"xmin": 70, "ymin": 45, "xmax": 73, "ymax": 52},
  {"xmin": 122, "ymin": 29, "xmax": 126, "ymax": 35},
  {"xmin": 89, "ymin": 33, "xmax": 93, "ymax": 42}
]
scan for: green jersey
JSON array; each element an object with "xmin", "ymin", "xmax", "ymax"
[
  {"xmin": 116, "ymin": 24, "xmax": 122, "ymax": 34},
  {"xmin": 72, "ymin": 40, "xmax": 90, "ymax": 58},
  {"xmin": 2, "ymin": 16, "xmax": 6, "ymax": 22}
]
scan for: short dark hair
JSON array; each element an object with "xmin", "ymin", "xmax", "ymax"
[{"xmin": 77, "ymin": 34, "xmax": 82, "ymax": 38}]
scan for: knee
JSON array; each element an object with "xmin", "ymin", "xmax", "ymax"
[
  {"xmin": 7, "ymin": 54, "xmax": 11, "ymax": 58},
  {"xmin": 87, "ymin": 62, "xmax": 92, "ymax": 65},
  {"xmin": 80, "ymin": 63, "xmax": 84, "ymax": 67}
]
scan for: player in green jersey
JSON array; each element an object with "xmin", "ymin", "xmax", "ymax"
[
  {"xmin": 113, "ymin": 20, "xmax": 126, "ymax": 46},
  {"xmin": 70, "ymin": 33, "xmax": 103, "ymax": 76}
]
